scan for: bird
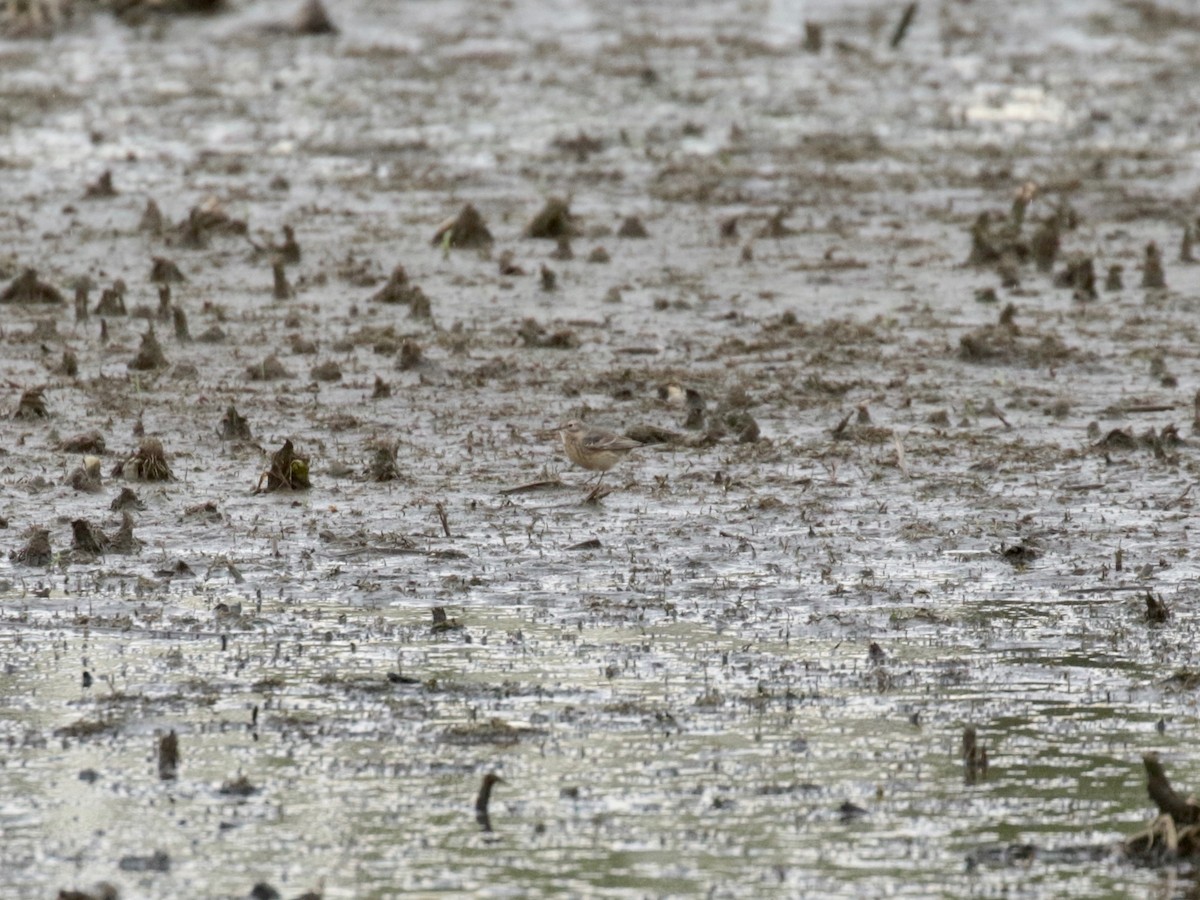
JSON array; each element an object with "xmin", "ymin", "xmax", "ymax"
[{"xmin": 558, "ymin": 420, "xmax": 643, "ymax": 497}]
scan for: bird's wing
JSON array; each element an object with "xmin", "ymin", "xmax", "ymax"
[{"xmin": 584, "ymin": 433, "xmax": 642, "ymax": 452}]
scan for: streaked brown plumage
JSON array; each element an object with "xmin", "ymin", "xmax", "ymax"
[{"xmin": 559, "ymin": 420, "xmax": 642, "ymax": 493}]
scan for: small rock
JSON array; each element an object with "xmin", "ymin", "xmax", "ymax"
[
  {"xmin": 219, "ymin": 405, "xmax": 252, "ymax": 441},
  {"xmin": 432, "ymin": 203, "xmax": 493, "ymax": 249},
  {"xmin": 524, "ymin": 197, "xmax": 575, "ymax": 239},
  {"xmin": 129, "ymin": 328, "xmax": 169, "ymax": 371},
  {"xmin": 617, "ymin": 216, "xmax": 649, "ymax": 238},
  {"xmin": 12, "ymin": 386, "xmax": 48, "ymax": 420},
  {"xmin": 149, "ymin": 256, "xmax": 185, "ymax": 283},
  {"xmin": 1, "ymin": 269, "xmax": 63, "ymax": 305},
  {"xmin": 84, "ymin": 170, "xmax": 117, "ymax": 199},
  {"xmin": 246, "ymin": 355, "xmax": 292, "ymax": 380}
]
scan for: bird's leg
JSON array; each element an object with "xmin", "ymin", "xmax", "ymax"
[{"xmin": 584, "ymin": 471, "xmax": 609, "ymax": 503}]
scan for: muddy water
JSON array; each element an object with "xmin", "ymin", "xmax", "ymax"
[{"xmin": 3, "ymin": 0, "xmax": 1200, "ymax": 896}]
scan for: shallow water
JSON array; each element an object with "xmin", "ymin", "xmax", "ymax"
[{"xmin": 3, "ymin": 0, "xmax": 1200, "ymax": 897}]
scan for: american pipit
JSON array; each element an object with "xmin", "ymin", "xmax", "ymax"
[{"xmin": 559, "ymin": 419, "xmax": 642, "ymax": 494}]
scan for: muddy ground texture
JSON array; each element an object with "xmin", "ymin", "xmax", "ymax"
[{"xmin": 4, "ymin": 0, "xmax": 1200, "ymax": 897}]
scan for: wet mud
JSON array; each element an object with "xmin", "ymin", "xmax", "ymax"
[{"xmin": 4, "ymin": 0, "xmax": 1200, "ymax": 897}]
